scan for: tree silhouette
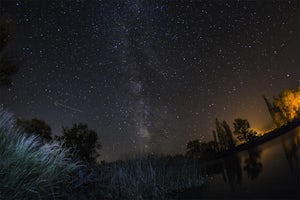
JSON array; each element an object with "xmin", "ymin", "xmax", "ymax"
[
  {"xmin": 233, "ymin": 118, "xmax": 257, "ymax": 143},
  {"xmin": 213, "ymin": 118, "xmax": 235, "ymax": 151},
  {"xmin": 263, "ymin": 95, "xmax": 285, "ymax": 127},
  {"xmin": 60, "ymin": 123, "xmax": 101, "ymax": 162},
  {"xmin": 0, "ymin": 16, "xmax": 19, "ymax": 87},
  {"xmin": 186, "ymin": 139, "xmax": 201, "ymax": 157},
  {"xmin": 15, "ymin": 118, "xmax": 52, "ymax": 143}
]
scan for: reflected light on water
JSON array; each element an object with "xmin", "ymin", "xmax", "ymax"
[
  {"xmin": 263, "ymin": 127, "xmax": 300, "ymax": 164},
  {"xmin": 293, "ymin": 127, "xmax": 300, "ymax": 156},
  {"xmin": 191, "ymin": 126, "xmax": 300, "ymax": 199}
]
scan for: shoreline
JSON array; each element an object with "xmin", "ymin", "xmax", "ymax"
[{"xmin": 208, "ymin": 117, "xmax": 300, "ymax": 161}]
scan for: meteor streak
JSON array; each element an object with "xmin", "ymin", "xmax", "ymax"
[{"xmin": 54, "ymin": 101, "xmax": 83, "ymax": 113}]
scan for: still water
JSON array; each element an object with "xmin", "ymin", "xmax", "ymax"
[{"xmin": 181, "ymin": 127, "xmax": 300, "ymax": 199}]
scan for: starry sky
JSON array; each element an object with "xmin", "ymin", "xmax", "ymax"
[{"xmin": 0, "ymin": 0, "xmax": 299, "ymax": 161}]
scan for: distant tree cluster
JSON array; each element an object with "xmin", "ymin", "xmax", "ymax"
[
  {"xmin": 264, "ymin": 86, "xmax": 300, "ymax": 126},
  {"xmin": 187, "ymin": 118, "xmax": 257, "ymax": 160},
  {"xmin": 213, "ymin": 118, "xmax": 257, "ymax": 148},
  {"xmin": 15, "ymin": 118, "xmax": 101, "ymax": 163},
  {"xmin": 186, "ymin": 139, "xmax": 218, "ymax": 160},
  {"xmin": 186, "ymin": 86, "xmax": 300, "ymax": 160},
  {"xmin": 0, "ymin": 16, "xmax": 19, "ymax": 87}
]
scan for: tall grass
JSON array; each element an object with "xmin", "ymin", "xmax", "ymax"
[
  {"xmin": 0, "ymin": 111, "xmax": 79, "ymax": 199},
  {"xmin": 83, "ymin": 155, "xmax": 206, "ymax": 200}
]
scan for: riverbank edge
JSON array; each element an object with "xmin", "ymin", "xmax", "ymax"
[{"xmin": 211, "ymin": 117, "xmax": 300, "ymax": 160}]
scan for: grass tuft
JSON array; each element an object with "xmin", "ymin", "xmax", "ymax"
[
  {"xmin": 0, "ymin": 110, "xmax": 79, "ymax": 199},
  {"xmin": 84, "ymin": 155, "xmax": 206, "ymax": 200}
]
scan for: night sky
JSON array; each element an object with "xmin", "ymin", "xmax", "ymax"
[{"xmin": 0, "ymin": 0, "xmax": 299, "ymax": 161}]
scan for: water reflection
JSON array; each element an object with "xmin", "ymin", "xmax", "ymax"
[
  {"xmin": 243, "ymin": 149, "xmax": 263, "ymax": 180},
  {"xmin": 221, "ymin": 155, "xmax": 242, "ymax": 191},
  {"xmin": 281, "ymin": 127, "xmax": 300, "ymax": 172},
  {"xmin": 198, "ymin": 127, "xmax": 300, "ymax": 198},
  {"xmin": 204, "ymin": 148, "xmax": 263, "ymax": 192}
]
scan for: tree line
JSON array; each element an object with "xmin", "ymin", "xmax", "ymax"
[
  {"xmin": 15, "ymin": 118, "xmax": 101, "ymax": 163},
  {"xmin": 186, "ymin": 118, "xmax": 257, "ymax": 160},
  {"xmin": 186, "ymin": 86, "xmax": 300, "ymax": 160},
  {"xmin": 0, "ymin": 16, "xmax": 19, "ymax": 87}
]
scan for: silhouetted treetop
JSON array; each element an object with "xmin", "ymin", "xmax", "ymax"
[
  {"xmin": 213, "ymin": 118, "xmax": 235, "ymax": 151},
  {"xmin": 186, "ymin": 139, "xmax": 218, "ymax": 160},
  {"xmin": 0, "ymin": 16, "xmax": 19, "ymax": 87},
  {"xmin": 60, "ymin": 123, "xmax": 101, "ymax": 162},
  {"xmin": 15, "ymin": 118, "xmax": 52, "ymax": 143},
  {"xmin": 233, "ymin": 118, "xmax": 257, "ymax": 143}
]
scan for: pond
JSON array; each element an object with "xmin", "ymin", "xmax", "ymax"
[{"xmin": 180, "ymin": 126, "xmax": 300, "ymax": 199}]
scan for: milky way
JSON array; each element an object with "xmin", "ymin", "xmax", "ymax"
[{"xmin": 0, "ymin": 0, "xmax": 299, "ymax": 160}]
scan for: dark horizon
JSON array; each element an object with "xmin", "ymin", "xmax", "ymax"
[{"xmin": 0, "ymin": 0, "xmax": 299, "ymax": 161}]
